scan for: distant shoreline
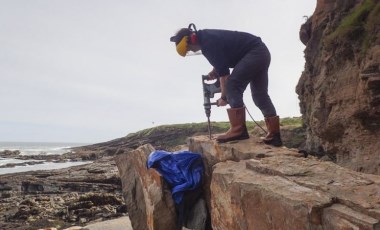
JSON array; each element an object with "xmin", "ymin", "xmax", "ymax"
[
  {"xmin": 0, "ymin": 160, "xmax": 92, "ymax": 175},
  {"xmin": 0, "ymin": 142, "xmax": 92, "ymax": 175}
]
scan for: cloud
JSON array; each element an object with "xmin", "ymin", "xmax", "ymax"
[{"xmin": 0, "ymin": 0, "xmax": 316, "ymax": 142}]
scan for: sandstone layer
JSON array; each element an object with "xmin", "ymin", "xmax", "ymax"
[
  {"xmin": 116, "ymin": 136, "xmax": 380, "ymax": 230},
  {"xmin": 115, "ymin": 145, "xmax": 177, "ymax": 230}
]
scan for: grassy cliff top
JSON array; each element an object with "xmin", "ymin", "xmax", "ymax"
[{"xmin": 69, "ymin": 117, "xmax": 303, "ymax": 160}]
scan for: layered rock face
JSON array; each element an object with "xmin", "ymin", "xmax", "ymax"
[
  {"xmin": 297, "ymin": 0, "xmax": 380, "ymax": 174},
  {"xmin": 115, "ymin": 145, "xmax": 177, "ymax": 230},
  {"xmin": 115, "ymin": 136, "xmax": 380, "ymax": 229}
]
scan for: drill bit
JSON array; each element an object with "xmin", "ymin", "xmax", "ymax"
[{"xmin": 207, "ymin": 116, "xmax": 212, "ymax": 140}]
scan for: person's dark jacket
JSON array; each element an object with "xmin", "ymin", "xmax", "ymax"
[{"xmin": 197, "ymin": 29, "xmax": 263, "ymax": 76}]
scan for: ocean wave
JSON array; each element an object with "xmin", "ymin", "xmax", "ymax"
[
  {"xmin": 0, "ymin": 160, "xmax": 92, "ymax": 175},
  {"xmin": 0, "ymin": 142, "xmax": 88, "ymax": 156}
]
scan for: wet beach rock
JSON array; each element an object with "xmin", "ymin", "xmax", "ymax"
[
  {"xmin": 0, "ymin": 149, "xmax": 71, "ymax": 168},
  {"xmin": 0, "ymin": 150, "xmax": 21, "ymax": 157},
  {"xmin": 0, "ymin": 156, "xmax": 127, "ymax": 230}
]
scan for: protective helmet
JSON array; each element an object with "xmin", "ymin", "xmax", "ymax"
[{"xmin": 170, "ymin": 23, "xmax": 197, "ymax": 57}]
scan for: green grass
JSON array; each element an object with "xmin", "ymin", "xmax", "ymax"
[
  {"xmin": 325, "ymin": 0, "xmax": 380, "ymax": 56},
  {"xmin": 279, "ymin": 116, "xmax": 303, "ymax": 127},
  {"xmin": 362, "ymin": 0, "xmax": 380, "ymax": 54},
  {"xmin": 124, "ymin": 121, "xmax": 231, "ymax": 149},
  {"xmin": 75, "ymin": 117, "xmax": 305, "ymax": 154}
]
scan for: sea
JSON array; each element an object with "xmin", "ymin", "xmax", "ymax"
[{"xmin": 0, "ymin": 142, "xmax": 92, "ymax": 175}]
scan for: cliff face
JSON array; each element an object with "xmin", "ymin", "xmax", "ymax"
[{"xmin": 297, "ymin": 0, "xmax": 380, "ymax": 174}]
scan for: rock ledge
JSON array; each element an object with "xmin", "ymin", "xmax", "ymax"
[{"xmin": 116, "ymin": 135, "xmax": 380, "ymax": 230}]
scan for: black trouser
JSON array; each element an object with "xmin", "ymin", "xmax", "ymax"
[{"xmin": 225, "ymin": 43, "xmax": 277, "ymax": 117}]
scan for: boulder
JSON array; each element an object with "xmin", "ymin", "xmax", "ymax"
[
  {"xmin": 191, "ymin": 136, "xmax": 380, "ymax": 229},
  {"xmin": 114, "ymin": 144, "xmax": 176, "ymax": 230}
]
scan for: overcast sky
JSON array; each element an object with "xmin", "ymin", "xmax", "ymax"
[{"xmin": 0, "ymin": 0, "xmax": 316, "ymax": 143}]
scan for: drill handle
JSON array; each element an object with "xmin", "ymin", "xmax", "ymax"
[
  {"xmin": 204, "ymin": 102, "xmax": 218, "ymax": 106},
  {"xmin": 202, "ymin": 75, "xmax": 221, "ymax": 99}
]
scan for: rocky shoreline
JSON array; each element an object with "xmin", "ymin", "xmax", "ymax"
[
  {"xmin": 0, "ymin": 149, "xmax": 94, "ymax": 169},
  {"xmin": 0, "ymin": 121, "xmax": 306, "ymax": 229},
  {"xmin": 0, "ymin": 152, "xmax": 126, "ymax": 230}
]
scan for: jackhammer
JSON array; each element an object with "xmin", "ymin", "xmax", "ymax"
[{"xmin": 202, "ymin": 75, "xmax": 221, "ymax": 139}]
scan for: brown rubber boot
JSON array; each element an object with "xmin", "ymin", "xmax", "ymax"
[
  {"xmin": 262, "ymin": 115, "xmax": 283, "ymax": 147},
  {"xmin": 217, "ymin": 107, "xmax": 249, "ymax": 143}
]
